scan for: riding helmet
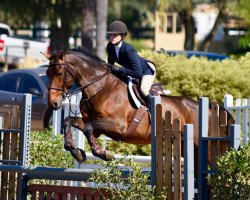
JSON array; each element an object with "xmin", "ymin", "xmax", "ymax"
[{"xmin": 107, "ymin": 21, "xmax": 128, "ymax": 35}]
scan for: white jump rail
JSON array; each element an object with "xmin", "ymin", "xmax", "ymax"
[{"xmin": 224, "ymin": 94, "xmax": 250, "ymax": 144}]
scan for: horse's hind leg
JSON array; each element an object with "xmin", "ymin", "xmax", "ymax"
[
  {"xmin": 63, "ymin": 116, "xmax": 86, "ymax": 163},
  {"xmin": 83, "ymin": 122, "xmax": 115, "ymax": 161}
]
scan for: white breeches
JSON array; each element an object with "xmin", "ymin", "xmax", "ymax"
[{"xmin": 140, "ymin": 62, "xmax": 156, "ymax": 96}]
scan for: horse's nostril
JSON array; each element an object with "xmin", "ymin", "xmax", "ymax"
[{"xmin": 53, "ymin": 102, "xmax": 58, "ymax": 108}]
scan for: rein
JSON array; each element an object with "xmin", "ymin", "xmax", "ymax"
[
  {"xmin": 48, "ymin": 57, "xmax": 111, "ymax": 115},
  {"xmin": 48, "ymin": 61, "xmax": 111, "ymax": 96}
]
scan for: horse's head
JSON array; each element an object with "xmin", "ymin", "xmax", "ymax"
[
  {"xmin": 44, "ymin": 48, "xmax": 112, "ymax": 110},
  {"xmin": 45, "ymin": 50, "xmax": 75, "ymax": 110}
]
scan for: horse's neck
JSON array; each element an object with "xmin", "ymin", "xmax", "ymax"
[{"xmin": 75, "ymin": 62, "xmax": 109, "ymax": 99}]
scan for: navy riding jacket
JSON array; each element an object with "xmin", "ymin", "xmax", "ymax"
[{"xmin": 107, "ymin": 41, "xmax": 154, "ymax": 80}]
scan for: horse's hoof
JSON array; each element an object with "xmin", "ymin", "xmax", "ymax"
[
  {"xmin": 71, "ymin": 148, "xmax": 86, "ymax": 163},
  {"xmin": 64, "ymin": 144, "xmax": 71, "ymax": 151},
  {"xmin": 105, "ymin": 150, "xmax": 115, "ymax": 161},
  {"xmin": 78, "ymin": 148, "xmax": 87, "ymax": 163}
]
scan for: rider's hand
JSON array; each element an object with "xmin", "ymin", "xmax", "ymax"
[{"xmin": 108, "ymin": 64, "xmax": 119, "ymax": 72}]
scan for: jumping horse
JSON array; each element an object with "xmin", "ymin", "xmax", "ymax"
[{"xmin": 44, "ymin": 49, "xmax": 234, "ymax": 175}]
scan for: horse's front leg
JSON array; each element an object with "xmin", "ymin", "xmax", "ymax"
[
  {"xmin": 83, "ymin": 121, "xmax": 116, "ymax": 161},
  {"xmin": 63, "ymin": 116, "xmax": 86, "ymax": 163}
]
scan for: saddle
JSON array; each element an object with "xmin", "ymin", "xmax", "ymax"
[
  {"xmin": 124, "ymin": 77, "xmax": 171, "ymax": 139},
  {"xmin": 132, "ymin": 82, "xmax": 165, "ymax": 106},
  {"xmin": 127, "ymin": 76, "xmax": 167, "ymax": 108}
]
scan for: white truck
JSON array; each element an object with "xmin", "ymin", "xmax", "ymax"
[{"xmin": 0, "ymin": 23, "xmax": 49, "ymax": 66}]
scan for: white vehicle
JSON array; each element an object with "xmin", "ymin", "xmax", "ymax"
[{"xmin": 0, "ymin": 23, "xmax": 50, "ymax": 66}]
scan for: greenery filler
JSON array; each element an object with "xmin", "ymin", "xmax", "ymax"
[
  {"xmin": 209, "ymin": 143, "xmax": 250, "ymax": 199},
  {"xmin": 29, "ymin": 128, "xmax": 73, "ymax": 185},
  {"xmin": 29, "ymin": 128, "xmax": 73, "ymax": 168},
  {"xmin": 140, "ymin": 51, "xmax": 250, "ymax": 104},
  {"xmin": 90, "ymin": 149, "xmax": 167, "ymax": 200}
]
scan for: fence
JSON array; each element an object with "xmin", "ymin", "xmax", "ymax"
[
  {"xmin": 0, "ymin": 94, "xmax": 31, "ymax": 200},
  {"xmin": 150, "ymin": 96, "xmax": 240, "ymax": 200},
  {"xmin": 198, "ymin": 97, "xmax": 240, "ymax": 199},
  {"xmin": 0, "ymin": 106, "xmax": 20, "ymax": 200},
  {"xmin": 0, "ymin": 94, "xmax": 242, "ymax": 199},
  {"xmin": 152, "ymin": 103, "xmax": 194, "ymax": 199},
  {"xmin": 0, "ymin": 94, "xmax": 112, "ymax": 200},
  {"xmin": 224, "ymin": 94, "xmax": 250, "ymax": 144},
  {"xmin": 52, "ymin": 93, "xmax": 242, "ymax": 199},
  {"xmin": 26, "ymin": 184, "xmax": 110, "ymax": 199}
]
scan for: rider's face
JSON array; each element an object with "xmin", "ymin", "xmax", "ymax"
[{"xmin": 109, "ymin": 33, "xmax": 122, "ymax": 45}]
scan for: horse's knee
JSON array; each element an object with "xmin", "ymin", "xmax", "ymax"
[
  {"xmin": 63, "ymin": 117, "xmax": 71, "ymax": 127},
  {"xmin": 84, "ymin": 123, "xmax": 94, "ymax": 134}
]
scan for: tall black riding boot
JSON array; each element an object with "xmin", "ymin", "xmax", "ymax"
[{"xmin": 145, "ymin": 94, "xmax": 152, "ymax": 111}]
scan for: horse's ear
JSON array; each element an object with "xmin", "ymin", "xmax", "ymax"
[
  {"xmin": 40, "ymin": 52, "xmax": 51, "ymax": 60},
  {"xmin": 58, "ymin": 50, "xmax": 67, "ymax": 61},
  {"xmin": 58, "ymin": 51, "xmax": 65, "ymax": 60}
]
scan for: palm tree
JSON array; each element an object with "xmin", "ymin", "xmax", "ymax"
[
  {"xmin": 96, "ymin": 0, "xmax": 108, "ymax": 59},
  {"xmin": 81, "ymin": 0, "xmax": 95, "ymax": 51}
]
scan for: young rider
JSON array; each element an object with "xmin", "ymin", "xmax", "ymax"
[{"xmin": 106, "ymin": 20, "xmax": 156, "ymax": 108}]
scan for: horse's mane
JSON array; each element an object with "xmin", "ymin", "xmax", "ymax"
[
  {"xmin": 68, "ymin": 47, "xmax": 106, "ymax": 65},
  {"xmin": 66, "ymin": 47, "xmax": 127, "ymax": 82}
]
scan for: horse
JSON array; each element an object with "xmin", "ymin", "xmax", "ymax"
[{"xmin": 44, "ymin": 49, "xmax": 234, "ymax": 175}]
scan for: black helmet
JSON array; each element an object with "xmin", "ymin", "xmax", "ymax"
[{"xmin": 107, "ymin": 21, "xmax": 128, "ymax": 35}]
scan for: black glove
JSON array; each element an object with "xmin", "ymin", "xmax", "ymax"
[{"xmin": 107, "ymin": 64, "xmax": 119, "ymax": 72}]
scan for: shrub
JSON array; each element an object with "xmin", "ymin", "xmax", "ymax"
[
  {"xmin": 139, "ymin": 51, "xmax": 250, "ymax": 104},
  {"xmin": 209, "ymin": 143, "xmax": 250, "ymax": 199},
  {"xmin": 90, "ymin": 149, "xmax": 166, "ymax": 200},
  {"xmin": 29, "ymin": 128, "xmax": 73, "ymax": 168},
  {"xmin": 29, "ymin": 128, "xmax": 73, "ymax": 185}
]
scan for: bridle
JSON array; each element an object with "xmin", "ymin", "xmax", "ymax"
[
  {"xmin": 48, "ymin": 60, "xmax": 111, "ymax": 99},
  {"xmin": 48, "ymin": 63, "xmax": 70, "ymax": 97}
]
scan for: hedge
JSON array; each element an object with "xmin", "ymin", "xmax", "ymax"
[
  {"xmin": 139, "ymin": 51, "xmax": 250, "ymax": 104},
  {"xmin": 209, "ymin": 143, "xmax": 250, "ymax": 199}
]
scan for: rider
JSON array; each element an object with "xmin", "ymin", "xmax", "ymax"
[{"xmin": 106, "ymin": 20, "xmax": 156, "ymax": 109}]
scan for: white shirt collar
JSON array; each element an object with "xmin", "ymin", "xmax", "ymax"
[
  {"xmin": 115, "ymin": 41, "xmax": 122, "ymax": 49},
  {"xmin": 115, "ymin": 41, "xmax": 122, "ymax": 58}
]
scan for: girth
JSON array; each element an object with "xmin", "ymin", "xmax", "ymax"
[{"xmin": 123, "ymin": 106, "xmax": 147, "ymax": 138}]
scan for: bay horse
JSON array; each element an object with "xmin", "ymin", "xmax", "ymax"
[{"xmin": 44, "ymin": 49, "xmax": 233, "ymax": 175}]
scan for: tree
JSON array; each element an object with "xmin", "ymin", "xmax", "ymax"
[
  {"xmin": 198, "ymin": 1, "xmax": 227, "ymax": 51},
  {"xmin": 181, "ymin": 0, "xmax": 196, "ymax": 50},
  {"xmin": 0, "ymin": 0, "xmax": 82, "ymax": 51},
  {"xmin": 232, "ymin": 0, "xmax": 250, "ymax": 51},
  {"xmin": 81, "ymin": 0, "xmax": 95, "ymax": 51},
  {"xmin": 96, "ymin": 0, "xmax": 108, "ymax": 59}
]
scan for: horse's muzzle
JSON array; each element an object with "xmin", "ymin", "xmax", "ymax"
[
  {"xmin": 48, "ymin": 99, "xmax": 62, "ymax": 110},
  {"xmin": 51, "ymin": 102, "xmax": 61, "ymax": 110}
]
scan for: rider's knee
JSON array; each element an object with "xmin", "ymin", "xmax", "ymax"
[{"xmin": 140, "ymin": 84, "xmax": 150, "ymax": 96}]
